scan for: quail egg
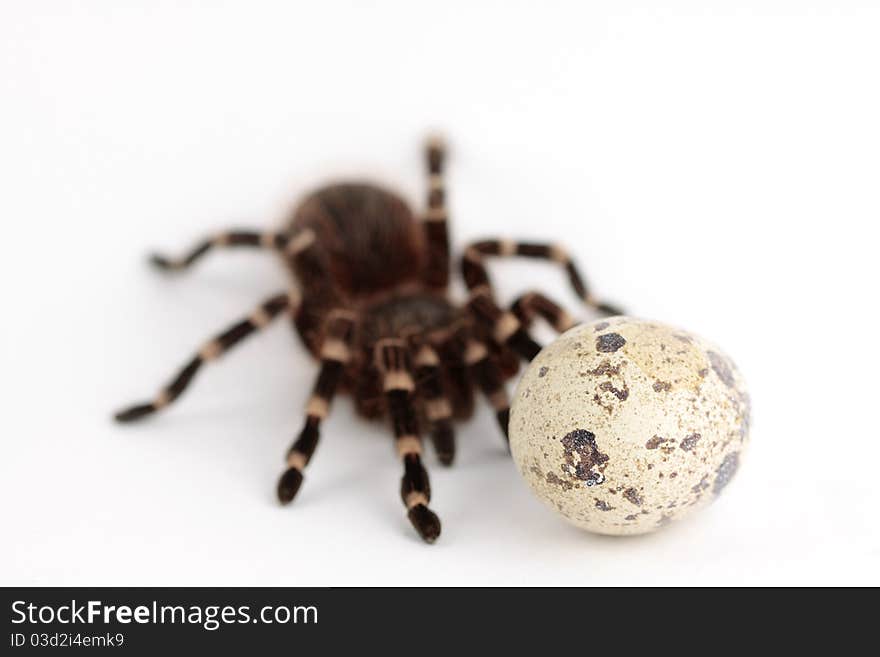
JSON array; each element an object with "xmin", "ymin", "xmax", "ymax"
[{"xmin": 509, "ymin": 317, "xmax": 749, "ymax": 535}]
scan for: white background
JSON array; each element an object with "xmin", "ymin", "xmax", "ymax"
[{"xmin": 2, "ymin": 1, "xmax": 878, "ymax": 586}]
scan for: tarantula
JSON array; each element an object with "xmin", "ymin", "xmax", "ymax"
[{"xmin": 114, "ymin": 137, "xmax": 620, "ymax": 543}]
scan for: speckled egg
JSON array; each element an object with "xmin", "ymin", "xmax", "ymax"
[{"xmin": 509, "ymin": 317, "xmax": 750, "ymax": 535}]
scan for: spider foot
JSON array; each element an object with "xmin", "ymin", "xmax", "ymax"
[
  {"xmin": 148, "ymin": 253, "xmax": 183, "ymax": 271},
  {"xmin": 276, "ymin": 467, "xmax": 304, "ymax": 504},
  {"xmin": 408, "ymin": 504, "xmax": 442, "ymax": 543},
  {"xmin": 496, "ymin": 408, "xmax": 510, "ymax": 443},
  {"xmin": 431, "ymin": 422, "xmax": 455, "ymax": 466},
  {"xmin": 114, "ymin": 403, "xmax": 157, "ymax": 423}
]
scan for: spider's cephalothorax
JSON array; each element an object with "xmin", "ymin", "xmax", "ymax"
[{"xmin": 115, "ymin": 137, "xmax": 622, "ymax": 542}]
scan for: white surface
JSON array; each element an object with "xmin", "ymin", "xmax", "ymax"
[{"xmin": 2, "ymin": 0, "xmax": 878, "ymax": 586}]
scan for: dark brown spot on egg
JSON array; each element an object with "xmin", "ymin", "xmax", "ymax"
[
  {"xmin": 560, "ymin": 429, "xmax": 609, "ymax": 487},
  {"xmin": 707, "ymin": 351, "xmax": 735, "ymax": 388},
  {"xmin": 538, "ymin": 366, "xmax": 549, "ymax": 378},
  {"xmin": 546, "ymin": 472, "xmax": 575, "ymax": 491},
  {"xmin": 738, "ymin": 393, "xmax": 752, "ymax": 442},
  {"xmin": 588, "ymin": 360, "xmax": 621, "ymax": 376},
  {"xmin": 646, "ymin": 435, "xmax": 676, "ymax": 453},
  {"xmin": 653, "ymin": 380, "xmax": 672, "ymax": 392},
  {"xmin": 692, "ymin": 475, "xmax": 710, "ymax": 494},
  {"xmin": 596, "ymin": 333, "xmax": 626, "ymax": 353},
  {"xmin": 595, "ymin": 499, "xmax": 614, "ymax": 511},
  {"xmin": 680, "ymin": 433, "xmax": 701, "ymax": 452},
  {"xmin": 623, "ymin": 487, "xmax": 643, "ymax": 506},
  {"xmin": 645, "ymin": 435, "xmax": 670, "ymax": 450},
  {"xmin": 713, "ymin": 452, "xmax": 740, "ymax": 495},
  {"xmin": 598, "ymin": 380, "xmax": 629, "ymax": 401}
]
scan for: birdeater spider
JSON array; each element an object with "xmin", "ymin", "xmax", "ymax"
[{"xmin": 114, "ymin": 137, "xmax": 621, "ymax": 542}]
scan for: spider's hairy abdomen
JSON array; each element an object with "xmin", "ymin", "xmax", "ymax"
[{"xmin": 287, "ymin": 183, "xmax": 425, "ymax": 298}]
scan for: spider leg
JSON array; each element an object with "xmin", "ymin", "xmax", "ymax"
[
  {"xmin": 277, "ymin": 311, "xmax": 356, "ymax": 504},
  {"xmin": 466, "ymin": 288, "xmax": 543, "ymax": 361},
  {"xmin": 114, "ymin": 290, "xmax": 297, "ymax": 422},
  {"xmin": 150, "ymin": 229, "xmax": 287, "ymax": 272},
  {"xmin": 421, "ymin": 135, "xmax": 450, "ymax": 290},
  {"xmin": 464, "ymin": 337, "xmax": 511, "ymax": 442},
  {"xmin": 435, "ymin": 326, "xmax": 475, "ymax": 420},
  {"xmin": 414, "ymin": 344, "xmax": 456, "ymax": 466},
  {"xmin": 511, "ymin": 291, "xmax": 578, "ymax": 334},
  {"xmin": 461, "ymin": 239, "xmax": 623, "ymax": 316},
  {"xmin": 376, "ymin": 339, "xmax": 442, "ymax": 543},
  {"xmin": 286, "ymin": 230, "xmax": 347, "ymax": 347}
]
